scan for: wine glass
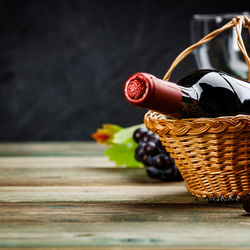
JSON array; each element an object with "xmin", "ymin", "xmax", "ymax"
[{"xmin": 190, "ymin": 12, "xmax": 250, "ymax": 80}]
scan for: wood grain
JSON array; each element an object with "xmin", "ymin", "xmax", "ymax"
[
  {"xmin": 0, "ymin": 167, "xmax": 150, "ymax": 186},
  {"xmin": 0, "ymin": 142, "xmax": 106, "ymax": 156},
  {"xmin": 1, "ymin": 219, "xmax": 250, "ymax": 247},
  {"xmin": 0, "ymin": 143, "xmax": 249, "ymax": 249},
  {"xmin": 0, "ymin": 185, "xmax": 196, "ymax": 203},
  {"xmin": 0, "ymin": 203, "xmax": 243, "ymax": 223},
  {"xmin": 0, "ymin": 248, "xmax": 248, "ymax": 250},
  {"xmin": 0, "ymin": 156, "xmax": 115, "ymax": 168}
]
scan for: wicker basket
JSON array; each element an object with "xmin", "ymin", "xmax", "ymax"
[{"xmin": 144, "ymin": 15, "xmax": 250, "ymax": 201}]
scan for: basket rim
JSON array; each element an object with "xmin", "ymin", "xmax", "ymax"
[{"xmin": 144, "ymin": 111, "xmax": 250, "ymax": 136}]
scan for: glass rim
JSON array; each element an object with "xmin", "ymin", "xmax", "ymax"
[{"xmin": 192, "ymin": 12, "xmax": 250, "ymax": 21}]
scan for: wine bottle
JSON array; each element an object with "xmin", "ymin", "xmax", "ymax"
[{"xmin": 123, "ymin": 69, "xmax": 250, "ymax": 118}]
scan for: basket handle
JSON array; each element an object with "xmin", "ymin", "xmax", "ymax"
[{"xmin": 163, "ymin": 15, "xmax": 250, "ymax": 82}]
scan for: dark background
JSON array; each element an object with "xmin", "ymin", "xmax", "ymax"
[{"xmin": 0, "ymin": 0, "xmax": 249, "ymax": 141}]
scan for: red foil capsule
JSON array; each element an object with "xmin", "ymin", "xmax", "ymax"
[{"xmin": 124, "ymin": 73, "xmax": 182, "ymax": 115}]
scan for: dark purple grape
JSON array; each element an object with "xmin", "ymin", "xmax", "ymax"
[
  {"xmin": 174, "ymin": 166, "xmax": 183, "ymax": 181},
  {"xmin": 157, "ymin": 142, "xmax": 168, "ymax": 154},
  {"xmin": 150, "ymin": 133, "xmax": 159, "ymax": 141},
  {"xmin": 169, "ymin": 157, "xmax": 175, "ymax": 165},
  {"xmin": 142, "ymin": 154, "xmax": 153, "ymax": 166},
  {"xmin": 145, "ymin": 156, "xmax": 153, "ymax": 166},
  {"xmin": 141, "ymin": 132, "xmax": 152, "ymax": 143},
  {"xmin": 161, "ymin": 167, "xmax": 177, "ymax": 181},
  {"xmin": 152, "ymin": 154, "xmax": 170, "ymax": 169},
  {"xmin": 147, "ymin": 132, "xmax": 157, "ymax": 140},
  {"xmin": 135, "ymin": 144, "xmax": 145, "ymax": 162},
  {"xmin": 157, "ymin": 139, "xmax": 164, "ymax": 148},
  {"xmin": 146, "ymin": 166, "xmax": 161, "ymax": 179},
  {"xmin": 144, "ymin": 141, "xmax": 158, "ymax": 156},
  {"xmin": 133, "ymin": 128, "xmax": 148, "ymax": 143}
]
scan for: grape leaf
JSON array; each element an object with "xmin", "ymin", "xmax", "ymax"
[
  {"xmin": 105, "ymin": 138, "xmax": 143, "ymax": 167},
  {"xmin": 92, "ymin": 124, "xmax": 123, "ymax": 145},
  {"xmin": 113, "ymin": 123, "xmax": 145, "ymax": 144}
]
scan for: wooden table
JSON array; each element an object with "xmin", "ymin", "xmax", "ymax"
[{"xmin": 0, "ymin": 142, "xmax": 250, "ymax": 249}]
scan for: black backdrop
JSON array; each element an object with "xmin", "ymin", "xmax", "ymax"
[{"xmin": 0, "ymin": 0, "xmax": 249, "ymax": 140}]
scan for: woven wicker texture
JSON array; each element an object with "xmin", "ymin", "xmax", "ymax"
[
  {"xmin": 144, "ymin": 15, "xmax": 250, "ymax": 199},
  {"xmin": 145, "ymin": 112, "xmax": 250, "ymax": 198}
]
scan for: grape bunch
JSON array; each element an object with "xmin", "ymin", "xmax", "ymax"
[{"xmin": 133, "ymin": 127, "xmax": 183, "ymax": 182}]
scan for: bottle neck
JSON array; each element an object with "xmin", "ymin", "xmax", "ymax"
[{"xmin": 124, "ymin": 73, "xmax": 182, "ymax": 115}]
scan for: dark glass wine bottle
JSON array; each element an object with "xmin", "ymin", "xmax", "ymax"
[{"xmin": 124, "ymin": 69, "xmax": 250, "ymax": 118}]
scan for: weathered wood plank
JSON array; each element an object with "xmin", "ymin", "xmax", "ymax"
[
  {"xmin": 0, "ymin": 203, "xmax": 242, "ymax": 223},
  {"xmin": 1, "ymin": 246, "xmax": 249, "ymax": 250},
  {"xmin": 0, "ymin": 219, "xmax": 249, "ymax": 247},
  {"xmin": 0, "ymin": 248, "xmax": 247, "ymax": 250},
  {"xmin": 0, "ymin": 142, "xmax": 105, "ymax": 156},
  {"xmin": 0, "ymin": 185, "xmax": 200, "ymax": 204},
  {"xmin": 0, "ymin": 167, "xmax": 165, "ymax": 186},
  {"xmin": 0, "ymin": 203, "xmax": 247, "ymax": 247},
  {"xmin": 0, "ymin": 156, "xmax": 115, "ymax": 168}
]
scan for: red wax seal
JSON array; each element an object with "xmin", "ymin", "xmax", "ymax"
[
  {"xmin": 124, "ymin": 72, "xmax": 182, "ymax": 115},
  {"xmin": 127, "ymin": 78, "xmax": 147, "ymax": 100}
]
